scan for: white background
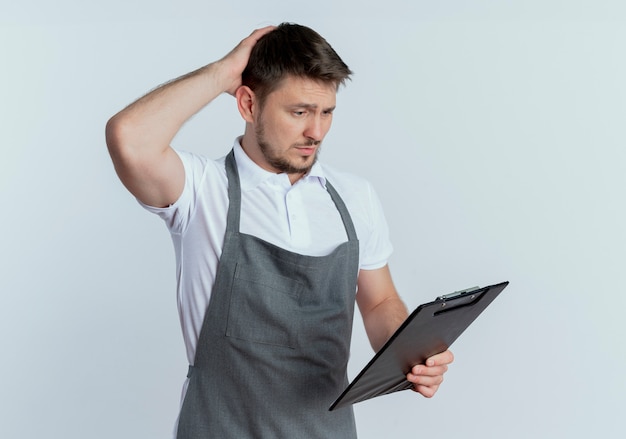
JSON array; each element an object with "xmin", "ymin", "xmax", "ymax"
[{"xmin": 2, "ymin": 1, "xmax": 625, "ymax": 438}]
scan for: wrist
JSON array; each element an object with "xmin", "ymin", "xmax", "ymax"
[{"xmin": 209, "ymin": 58, "xmax": 242, "ymax": 96}]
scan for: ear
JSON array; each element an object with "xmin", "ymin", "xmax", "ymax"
[{"xmin": 236, "ymin": 85, "xmax": 256, "ymax": 123}]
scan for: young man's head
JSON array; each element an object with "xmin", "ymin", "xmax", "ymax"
[
  {"xmin": 238, "ymin": 23, "xmax": 352, "ymax": 183},
  {"xmin": 242, "ymin": 23, "xmax": 352, "ymax": 109}
]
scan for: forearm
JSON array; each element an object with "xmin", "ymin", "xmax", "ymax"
[
  {"xmin": 360, "ymin": 295, "xmax": 408, "ymax": 352},
  {"xmin": 106, "ymin": 60, "xmax": 231, "ymax": 157},
  {"xmin": 356, "ymin": 266, "xmax": 409, "ymax": 353}
]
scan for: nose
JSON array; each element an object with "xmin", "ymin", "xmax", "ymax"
[{"xmin": 303, "ymin": 115, "xmax": 325, "ymax": 142}]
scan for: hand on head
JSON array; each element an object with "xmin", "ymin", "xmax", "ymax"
[{"xmin": 220, "ymin": 26, "xmax": 277, "ymax": 96}]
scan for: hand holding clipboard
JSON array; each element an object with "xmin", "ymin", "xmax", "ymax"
[{"xmin": 330, "ymin": 281, "xmax": 509, "ymax": 410}]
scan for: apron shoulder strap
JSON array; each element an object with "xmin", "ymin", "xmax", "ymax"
[
  {"xmin": 324, "ymin": 180, "xmax": 358, "ymax": 243},
  {"xmin": 224, "ymin": 149, "xmax": 241, "ymax": 232}
]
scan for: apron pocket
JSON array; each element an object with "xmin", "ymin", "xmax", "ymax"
[{"xmin": 226, "ymin": 263, "xmax": 302, "ymax": 348}]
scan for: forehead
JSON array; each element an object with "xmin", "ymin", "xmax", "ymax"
[{"xmin": 266, "ymin": 75, "xmax": 337, "ymax": 106}]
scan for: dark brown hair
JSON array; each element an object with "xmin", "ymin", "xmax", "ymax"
[{"xmin": 242, "ymin": 23, "xmax": 352, "ymax": 106}]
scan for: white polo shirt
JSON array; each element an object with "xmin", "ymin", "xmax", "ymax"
[{"xmin": 142, "ymin": 138, "xmax": 393, "ymax": 364}]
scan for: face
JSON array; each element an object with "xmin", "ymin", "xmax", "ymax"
[{"xmin": 248, "ymin": 76, "xmax": 337, "ymax": 181}]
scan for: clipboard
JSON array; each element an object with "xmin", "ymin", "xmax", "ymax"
[{"xmin": 329, "ymin": 281, "xmax": 509, "ymax": 410}]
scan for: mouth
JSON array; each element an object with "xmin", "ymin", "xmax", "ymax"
[
  {"xmin": 294, "ymin": 142, "xmax": 320, "ymax": 157},
  {"xmin": 295, "ymin": 146, "xmax": 317, "ymax": 156}
]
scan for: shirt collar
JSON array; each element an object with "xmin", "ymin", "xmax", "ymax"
[{"xmin": 233, "ymin": 138, "xmax": 327, "ymax": 191}]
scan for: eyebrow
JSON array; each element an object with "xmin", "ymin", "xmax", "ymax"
[{"xmin": 288, "ymin": 103, "xmax": 336, "ymax": 112}]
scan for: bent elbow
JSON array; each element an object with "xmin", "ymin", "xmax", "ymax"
[
  {"xmin": 105, "ymin": 114, "xmax": 129, "ymax": 158},
  {"xmin": 105, "ymin": 113, "xmax": 146, "ymax": 172}
]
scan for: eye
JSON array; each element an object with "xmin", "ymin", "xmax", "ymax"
[{"xmin": 292, "ymin": 110, "xmax": 306, "ymax": 117}]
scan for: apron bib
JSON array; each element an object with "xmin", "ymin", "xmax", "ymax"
[{"xmin": 176, "ymin": 150, "xmax": 359, "ymax": 438}]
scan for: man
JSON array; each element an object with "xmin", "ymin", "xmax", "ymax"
[{"xmin": 106, "ymin": 23, "xmax": 453, "ymax": 438}]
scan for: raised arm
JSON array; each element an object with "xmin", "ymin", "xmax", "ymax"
[
  {"xmin": 356, "ymin": 265, "xmax": 454, "ymax": 398},
  {"xmin": 105, "ymin": 26, "xmax": 275, "ymax": 207}
]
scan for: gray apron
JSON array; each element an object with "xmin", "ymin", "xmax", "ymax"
[{"xmin": 176, "ymin": 150, "xmax": 360, "ymax": 438}]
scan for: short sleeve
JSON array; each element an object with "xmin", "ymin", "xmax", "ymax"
[
  {"xmin": 138, "ymin": 149, "xmax": 209, "ymax": 235},
  {"xmin": 358, "ymin": 182, "xmax": 393, "ymax": 270}
]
